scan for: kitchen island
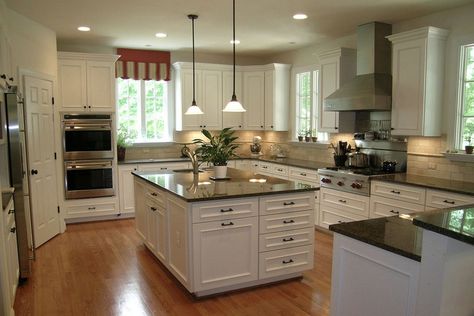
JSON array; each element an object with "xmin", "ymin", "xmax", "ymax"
[{"xmin": 132, "ymin": 168, "xmax": 318, "ymax": 296}]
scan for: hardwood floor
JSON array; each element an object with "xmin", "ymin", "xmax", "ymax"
[{"xmin": 14, "ymin": 219, "xmax": 333, "ymax": 316}]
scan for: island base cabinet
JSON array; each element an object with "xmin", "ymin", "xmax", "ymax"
[
  {"xmin": 192, "ymin": 216, "xmax": 258, "ymax": 292},
  {"xmin": 331, "ymin": 234, "xmax": 419, "ymax": 316}
]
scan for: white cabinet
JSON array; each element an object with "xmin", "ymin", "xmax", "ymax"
[
  {"xmin": 264, "ymin": 64, "xmax": 290, "ymax": 131},
  {"xmin": 318, "ymin": 48, "xmax": 357, "ymax": 133},
  {"xmin": 425, "ymin": 189, "xmax": 474, "ymax": 209},
  {"xmin": 63, "ymin": 198, "xmax": 119, "ymax": 220},
  {"xmin": 134, "ymin": 179, "xmax": 147, "ymax": 240},
  {"xmin": 222, "ymin": 70, "xmax": 244, "ymax": 129},
  {"xmin": 58, "ymin": 52, "xmax": 119, "ymax": 112},
  {"xmin": 387, "ymin": 27, "xmax": 448, "ymax": 136},
  {"xmin": 243, "ymin": 71, "xmax": 265, "ymax": 130},
  {"xmin": 145, "ymin": 197, "xmax": 168, "ymax": 263},
  {"xmin": 319, "ymin": 188, "xmax": 369, "ymax": 229},
  {"xmin": 370, "ymin": 195, "xmax": 425, "ymax": 218},
  {"xmin": 137, "ymin": 161, "xmax": 189, "ymax": 172}
]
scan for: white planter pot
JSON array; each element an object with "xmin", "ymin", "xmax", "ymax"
[{"xmin": 214, "ymin": 165, "xmax": 228, "ymax": 179}]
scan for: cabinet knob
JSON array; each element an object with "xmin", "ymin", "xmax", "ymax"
[
  {"xmin": 271, "ymin": 125, "xmax": 273, "ymax": 128},
  {"xmin": 199, "ymin": 125, "xmax": 202, "ymax": 128},
  {"xmin": 260, "ymin": 125, "xmax": 263, "ymax": 128},
  {"xmin": 31, "ymin": 169, "xmax": 38, "ymax": 175},
  {"xmin": 203, "ymin": 125, "xmax": 206, "ymax": 128},
  {"xmin": 8, "ymin": 209, "xmax": 14, "ymax": 214},
  {"xmin": 391, "ymin": 128, "xmax": 394, "ymax": 130},
  {"xmin": 83, "ymin": 106, "xmax": 87, "ymax": 109},
  {"xmin": 10, "ymin": 227, "xmax": 16, "ymax": 233},
  {"xmin": 150, "ymin": 207, "xmax": 157, "ymax": 212},
  {"xmin": 335, "ymin": 127, "xmax": 338, "ymax": 130},
  {"xmin": 238, "ymin": 125, "xmax": 242, "ymax": 128}
]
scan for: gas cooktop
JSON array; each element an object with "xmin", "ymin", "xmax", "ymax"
[{"xmin": 322, "ymin": 167, "xmax": 397, "ymax": 177}]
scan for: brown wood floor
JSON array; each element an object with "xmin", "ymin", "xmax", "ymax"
[{"xmin": 14, "ymin": 219, "xmax": 333, "ymax": 316}]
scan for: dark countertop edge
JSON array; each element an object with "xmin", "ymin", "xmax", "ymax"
[
  {"xmin": 413, "ymin": 216, "xmax": 474, "ymax": 246},
  {"xmin": 374, "ymin": 176, "xmax": 474, "ymax": 197},
  {"xmin": 133, "ymin": 173, "xmax": 319, "ymax": 202},
  {"xmin": 329, "ymin": 224, "xmax": 421, "ymax": 262}
]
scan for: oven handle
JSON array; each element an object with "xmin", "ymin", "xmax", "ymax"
[
  {"xmin": 63, "ymin": 123, "xmax": 112, "ymax": 130},
  {"xmin": 66, "ymin": 161, "xmax": 113, "ymax": 170}
]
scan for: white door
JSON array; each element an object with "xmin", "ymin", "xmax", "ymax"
[{"xmin": 24, "ymin": 76, "xmax": 60, "ymax": 247}]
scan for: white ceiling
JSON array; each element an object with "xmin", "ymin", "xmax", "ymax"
[{"xmin": 6, "ymin": 0, "xmax": 473, "ymax": 57}]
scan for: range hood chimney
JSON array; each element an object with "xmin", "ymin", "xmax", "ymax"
[{"xmin": 325, "ymin": 22, "xmax": 392, "ymax": 111}]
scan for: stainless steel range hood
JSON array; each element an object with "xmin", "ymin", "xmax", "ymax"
[{"xmin": 325, "ymin": 22, "xmax": 392, "ymax": 111}]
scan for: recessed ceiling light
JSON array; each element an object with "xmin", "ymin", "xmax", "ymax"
[
  {"xmin": 230, "ymin": 39, "xmax": 240, "ymax": 45},
  {"xmin": 77, "ymin": 26, "xmax": 91, "ymax": 32},
  {"xmin": 293, "ymin": 13, "xmax": 308, "ymax": 20},
  {"xmin": 155, "ymin": 33, "xmax": 167, "ymax": 38}
]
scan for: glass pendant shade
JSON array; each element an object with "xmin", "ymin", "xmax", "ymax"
[
  {"xmin": 223, "ymin": 95, "xmax": 246, "ymax": 112},
  {"xmin": 185, "ymin": 101, "xmax": 204, "ymax": 115},
  {"xmin": 185, "ymin": 14, "xmax": 203, "ymax": 116}
]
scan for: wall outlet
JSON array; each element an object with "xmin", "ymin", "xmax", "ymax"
[{"xmin": 428, "ymin": 162, "xmax": 436, "ymax": 170}]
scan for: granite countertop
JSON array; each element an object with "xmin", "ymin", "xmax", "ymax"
[
  {"xmin": 329, "ymin": 215, "xmax": 423, "ymax": 261},
  {"xmin": 374, "ymin": 173, "xmax": 474, "ymax": 196},
  {"xmin": 120, "ymin": 155, "xmax": 330, "ymax": 171},
  {"xmin": 413, "ymin": 205, "xmax": 474, "ymax": 245},
  {"xmin": 132, "ymin": 168, "xmax": 318, "ymax": 202}
]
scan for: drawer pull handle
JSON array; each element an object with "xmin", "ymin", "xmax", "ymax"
[
  {"xmin": 283, "ymin": 201, "xmax": 295, "ymax": 206},
  {"xmin": 300, "ymin": 173, "xmax": 307, "ymax": 176},
  {"xmin": 337, "ymin": 220, "xmax": 345, "ymax": 224},
  {"xmin": 443, "ymin": 200, "xmax": 455, "ymax": 205},
  {"xmin": 151, "ymin": 192, "xmax": 158, "ymax": 197},
  {"xmin": 150, "ymin": 207, "xmax": 157, "ymax": 212},
  {"xmin": 283, "ymin": 219, "xmax": 295, "ymax": 224},
  {"xmin": 160, "ymin": 167, "xmax": 168, "ymax": 170},
  {"xmin": 263, "ymin": 166, "xmax": 268, "ymax": 169},
  {"xmin": 277, "ymin": 168, "xmax": 283, "ymax": 172},
  {"xmin": 282, "ymin": 259, "xmax": 294, "ymax": 264},
  {"xmin": 338, "ymin": 199, "xmax": 347, "ymax": 203},
  {"xmin": 88, "ymin": 207, "xmax": 96, "ymax": 210},
  {"xmin": 390, "ymin": 210, "xmax": 400, "ymax": 215},
  {"xmin": 390, "ymin": 190, "xmax": 401, "ymax": 194},
  {"xmin": 282, "ymin": 237, "xmax": 294, "ymax": 242},
  {"xmin": 8, "ymin": 209, "xmax": 14, "ymax": 214},
  {"xmin": 10, "ymin": 227, "xmax": 16, "ymax": 233},
  {"xmin": 221, "ymin": 222, "xmax": 234, "ymax": 227},
  {"xmin": 220, "ymin": 208, "xmax": 234, "ymax": 213}
]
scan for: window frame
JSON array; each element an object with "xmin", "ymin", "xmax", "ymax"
[
  {"xmin": 116, "ymin": 78, "xmax": 174, "ymax": 145},
  {"xmin": 456, "ymin": 43, "xmax": 474, "ymax": 150}
]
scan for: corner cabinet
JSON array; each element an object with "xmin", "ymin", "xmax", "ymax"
[
  {"xmin": 264, "ymin": 64, "xmax": 290, "ymax": 131},
  {"xmin": 243, "ymin": 70, "xmax": 265, "ymax": 130},
  {"xmin": 318, "ymin": 48, "xmax": 357, "ymax": 133},
  {"xmin": 58, "ymin": 52, "xmax": 119, "ymax": 112},
  {"xmin": 387, "ymin": 27, "xmax": 449, "ymax": 136}
]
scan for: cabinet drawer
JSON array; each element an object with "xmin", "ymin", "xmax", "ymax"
[
  {"xmin": 192, "ymin": 197, "xmax": 258, "ymax": 223},
  {"xmin": 425, "ymin": 189, "xmax": 474, "ymax": 209},
  {"xmin": 320, "ymin": 188, "xmax": 369, "ymax": 217},
  {"xmin": 319, "ymin": 206, "xmax": 367, "ymax": 229},
  {"xmin": 260, "ymin": 210, "xmax": 313, "ymax": 234},
  {"xmin": 258, "ymin": 161, "xmax": 273, "ymax": 174},
  {"xmin": 369, "ymin": 195, "xmax": 424, "ymax": 218},
  {"xmin": 259, "ymin": 227, "xmax": 314, "ymax": 252},
  {"xmin": 371, "ymin": 181, "xmax": 426, "ymax": 205},
  {"xmin": 259, "ymin": 245, "xmax": 314, "ymax": 279},
  {"xmin": 272, "ymin": 164, "xmax": 289, "ymax": 178},
  {"xmin": 144, "ymin": 186, "xmax": 165, "ymax": 207},
  {"xmin": 288, "ymin": 167, "xmax": 319, "ymax": 183},
  {"xmin": 260, "ymin": 192, "xmax": 314, "ymax": 215},
  {"xmin": 65, "ymin": 202, "xmax": 117, "ymax": 218},
  {"xmin": 138, "ymin": 162, "xmax": 189, "ymax": 172}
]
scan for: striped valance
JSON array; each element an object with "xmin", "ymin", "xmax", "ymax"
[{"xmin": 116, "ymin": 48, "xmax": 171, "ymax": 81}]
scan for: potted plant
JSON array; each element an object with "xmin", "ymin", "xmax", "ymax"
[
  {"xmin": 305, "ymin": 130, "xmax": 311, "ymax": 142},
  {"xmin": 117, "ymin": 127, "xmax": 134, "ymax": 161},
  {"xmin": 465, "ymin": 135, "xmax": 473, "ymax": 154},
  {"xmin": 311, "ymin": 129, "xmax": 318, "ymax": 142},
  {"xmin": 297, "ymin": 130, "xmax": 305, "ymax": 142},
  {"xmin": 193, "ymin": 127, "xmax": 239, "ymax": 179}
]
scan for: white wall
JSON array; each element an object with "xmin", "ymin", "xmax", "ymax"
[{"xmin": 7, "ymin": 8, "xmax": 57, "ymax": 79}]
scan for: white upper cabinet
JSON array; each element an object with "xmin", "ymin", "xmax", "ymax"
[
  {"xmin": 174, "ymin": 63, "xmax": 223, "ymax": 131},
  {"xmin": 264, "ymin": 64, "xmax": 290, "ymax": 131},
  {"xmin": 222, "ymin": 70, "xmax": 244, "ymax": 129},
  {"xmin": 387, "ymin": 27, "xmax": 449, "ymax": 136},
  {"xmin": 318, "ymin": 48, "xmax": 357, "ymax": 133},
  {"xmin": 58, "ymin": 52, "xmax": 119, "ymax": 112},
  {"xmin": 243, "ymin": 70, "xmax": 265, "ymax": 130}
]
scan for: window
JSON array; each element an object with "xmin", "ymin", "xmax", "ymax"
[
  {"xmin": 117, "ymin": 78, "xmax": 171, "ymax": 143},
  {"xmin": 458, "ymin": 44, "xmax": 474, "ymax": 149},
  {"xmin": 294, "ymin": 67, "xmax": 327, "ymax": 141}
]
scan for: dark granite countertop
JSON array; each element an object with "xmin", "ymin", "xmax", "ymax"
[
  {"xmin": 330, "ymin": 215, "xmax": 423, "ymax": 261},
  {"xmin": 132, "ymin": 168, "xmax": 318, "ymax": 202},
  {"xmin": 373, "ymin": 173, "xmax": 474, "ymax": 196},
  {"xmin": 120, "ymin": 155, "xmax": 330, "ymax": 171},
  {"xmin": 413, "ymin": 205, "xmax": 474, "ymax": 245},
  {"xmin": 2, "ymin": 191, "xmax": 14, "ymax": 212}
]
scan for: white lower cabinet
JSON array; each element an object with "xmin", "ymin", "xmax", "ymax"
[
  {"xmin": 319, "ymin": 188, "xmax": 369, "ymax": 228},
  {"xmin": 145, "ymin": 197, "xmax": 168, "ymax": 263},
  {"xmin": 64, "ymin": 197, "xmax": 119, "ymax": 220},
  {"xmin": 192, "ymin": 216, "xmax": 258, "ymax": 291},
  {"xmin": 134, "ymin": 180, "xmax": 147, "ymax": 240},
  {"xmin": 425, "ymin": 189, "xmax": 474, "ymax": 209},
  {"xmin": 370, "ymin": 195, "xmax": 425, "ymax": 218}
]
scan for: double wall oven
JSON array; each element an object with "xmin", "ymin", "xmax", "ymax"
[{"xmin": 62, "ymin": 114, "xmax": 115, "ymax": 199}]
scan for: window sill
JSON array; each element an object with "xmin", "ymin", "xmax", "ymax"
[
  {"xmin": 442, "ymin": 152, "xmax": 474, "ymax": 162},
  {"xmin": 288, "ymin": 140, "xmax": 330, "ymax": 149}
]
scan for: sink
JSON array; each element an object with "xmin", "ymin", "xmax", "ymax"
[{"xmin": 172, "ymin": 169, "xmax": 204, "ymax": 173}]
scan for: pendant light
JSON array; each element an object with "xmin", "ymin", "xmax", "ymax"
[
  {"xmin": 185, "ymin": 14, "xmax": 203, "ymax": 115},
  {"xmin": 223, "ymin": 0, "xmax": 246, "ymax": 112}
]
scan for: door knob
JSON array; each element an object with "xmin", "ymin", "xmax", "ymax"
[{"xmin": 31, "ymin": 169, "xmax": 38, "ymax": 175}]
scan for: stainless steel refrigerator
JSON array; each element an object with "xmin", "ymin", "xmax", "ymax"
[{"xmin": 4, "ymin": 88, "xmax": 33, "ymax": 279}]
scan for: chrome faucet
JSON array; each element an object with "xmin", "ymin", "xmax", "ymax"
[{"xmin": 183, "ymin": 146, "xmax": 201, "ymax": 174}]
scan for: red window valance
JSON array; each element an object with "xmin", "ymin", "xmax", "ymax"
[{"xmin": 116, "ymin": 48, "xmax": 171, "ymax": 81}]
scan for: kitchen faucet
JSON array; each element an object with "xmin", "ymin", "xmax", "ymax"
[{"xmin": 182, "ymin": 146, "xmax": 201, "ymax": 174}]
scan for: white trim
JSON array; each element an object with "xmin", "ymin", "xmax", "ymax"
[{"xmin": 58, "ymin": 51, "xmax": 119, "ymax": 62}]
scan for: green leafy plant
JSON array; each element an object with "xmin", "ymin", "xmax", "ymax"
[
  {"xmin": 193, "ymin": 128, "xmax": 239, "ymax": 166},
  {"xmin": 117, "ymin": 127, "xmax": 135, "ymax": 149}
]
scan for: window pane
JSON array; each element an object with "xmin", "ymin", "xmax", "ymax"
[
  {"xmin": 466, "ymin": 46, "xmax": 474, "ymax": 81},
  {"xmin": 462, "ymin": 117, "xmax": 474, "ymax": 146},
  {"xmin": 144, "ymin": 80, "xmax": 167, "ymax": 141},
  {"xmin": 463, "ymin": 82, "xmax": 474, "ymax": 116},
  {"xmin": 117, "ymin": 78, "xmax": 139, "ymax": 140}
]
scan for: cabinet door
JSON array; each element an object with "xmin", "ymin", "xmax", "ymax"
[
  {"xmin": 318, "ymin": 58, "xmax": 340, "ymax": 133},
  {"xmin": 118, "ymin": 164, "xmax": 138, "ymax": 214},
  {"xmin": 180, "ymin": 69, "xmax": 203, "ymax": 130},
  {"xmin": 201, "ymin": 70, "xmax": 222, "ymax": 130},
  {"xmin": 222, "ymin": 70, "xmax": 244, "ymax": 129},
  {"xmin": 193, "ymin": 216, "xmax": 258, "ymax": 292},
  {"xmin": 146, "ymin": 198, "xmax": 168, "ymax": 263},
  {"xmin": 134, "ymin": 180, "xmax": 147, "ymax": 240},
  {"xmin": 243, "ymin": 71, "xmax": 265, "ymax": 130},
  {"xmin": 86, "ymin": 61, "xmax": 116, "ymax": 112},
  {"xmin": 391, "ymin": 39, "xmax": 426, "ymax": 136},
  {"xmin": 7, "ymin": 221, "xmax": 19, "ymax": 302},
  {"xmin": 264, "ymin": 70, "xmax": 274, "ymax": 130},
  {"xmin": 145, "ymin": 198, "xmax": 159, "ymax": 254},
  {"xmin": 369, "ymin": 195, "xmax": 424, "ymax": 218},
  {"xmin": 58, "ymin": 59, "xmax": 87, "ymax": 111}
]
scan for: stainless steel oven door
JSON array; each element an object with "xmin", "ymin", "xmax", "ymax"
[
  {"xmin": 63, "ymin": 115, "xmax": 113, "ymax": 160},
  {"xmin": 64, "ymin": 160, "xmax": 115, "ymax": 199}
]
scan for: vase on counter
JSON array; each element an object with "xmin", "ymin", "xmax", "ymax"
[
  {"xmin": 465, "ymin": 145, "xmax": 473, "ymax": 154},
  {"xmin": 117, "ymin": 146, "xmax": 126, "ymax": 161},
  {"xmin": 214, "ymin": 165, "xmax": 228, "ymax": 179}
]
